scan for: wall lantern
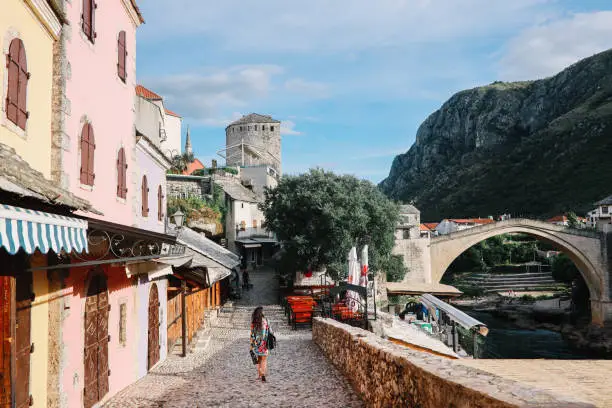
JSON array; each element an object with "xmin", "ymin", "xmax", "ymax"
[{"xmin": 172, "ymin": 210, "xmax": 185, "ymax": 228}]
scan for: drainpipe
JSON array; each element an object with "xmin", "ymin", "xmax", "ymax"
[{"xmin": 181, "ymin": 281, "xmax": 187, "ymax": 357}]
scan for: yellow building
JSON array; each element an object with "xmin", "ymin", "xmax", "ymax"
[{"xmin": 0, "ymin": 0, "xmax": 62, "ymax": 178}]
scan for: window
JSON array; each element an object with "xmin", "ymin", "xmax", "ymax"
[
  {"xmin": 157, "ymin": 185, "xmax": 164, "ymax": 221},
  {"xmin": 270, "ymin": 126, "xmax": 275, "ymax": 131},
  {"xmin": 5, "ymin": 38, "xmax": 29, "ymax": 130},
  {"xmin": 141, "ymin": 175, "xmax": 149, "ymax": 217},
  {"xmin": 82, "ymin": 0, "xmax": 97, "ymax": 43},
  {"xmin": 119, "ymin": 303, "xmax": 127, "ymax": 346},
  {"xmin": 116, "ymin": 148, "xmax": 127, "ymax": 198},
  {"xmin": 117, "ymin": 31, "xmax": 127, "ymax": 82},
  {"xmin": 80, "ymin": 123, "xmax": 95, "ymax": 186},
  {"xmin": 252, "ymin": 220, "xmax": 257, "ymax": 228}
]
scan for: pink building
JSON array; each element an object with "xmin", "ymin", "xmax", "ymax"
[{"xmin": 48, "ymin": 2, "xmax": 177, "ymax": 408}]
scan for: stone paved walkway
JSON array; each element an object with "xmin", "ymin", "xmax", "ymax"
[
  {"xmin": 457, "ymin": 359, "xmax": 612, "ymax": 407},
  {"xmin": 104, "ymin": 268, "xmax": 363, "ymax": 408}
]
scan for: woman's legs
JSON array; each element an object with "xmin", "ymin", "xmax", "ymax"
[
  {"xmin": 260, "ymin": 355, "xmax": 268, "ymax": 376},
  {"xmin": 257, "ymin": 356, "xmax": 263, "ymax": 377}
]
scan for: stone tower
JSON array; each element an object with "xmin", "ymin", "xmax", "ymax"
[
  {"xmin": 225, "ymin": 113, "xmax": 282, "ymax": 174},
  {"xmin": 184, "ymin": 125, "xmax": 192, "ymax": 156}
]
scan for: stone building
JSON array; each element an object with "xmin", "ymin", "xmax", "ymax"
[
  {"xmin": 224, "ymin": 113, "xmax": 282, "ymax": 175},
  {"xmin": 392, "ymin": 205, "xmax": 432, "ymax": 284}
]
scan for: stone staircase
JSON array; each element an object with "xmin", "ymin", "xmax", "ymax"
[{"xmin": 461, "ymin": 272, "xmax": 561, "ymax": 292}]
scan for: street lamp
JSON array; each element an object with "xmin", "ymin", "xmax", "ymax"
[{"xmin": 172, "ymin": 210, "xmax": 185, "ymax": 229}]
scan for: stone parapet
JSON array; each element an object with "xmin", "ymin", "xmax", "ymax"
[{"xmin": 312, "ymin": 318, "xmax": 594, "ymax": 408}]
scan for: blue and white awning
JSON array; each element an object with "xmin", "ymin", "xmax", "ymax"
[{"xmin": 0, "ymin": 204, "xmax": 88, "ymax": 255}]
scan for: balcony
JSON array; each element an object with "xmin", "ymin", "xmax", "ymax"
[{"xmin": 236, "ymin": 226, "xmax": 276, "ymax": 241}]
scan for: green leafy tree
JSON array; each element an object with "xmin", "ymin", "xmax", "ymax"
[
  {"xmin": 552, "ymin": 253, "xmax": 579, "ymax": 283},
  {"xmin": 567, "ymin": 211, "xmax": 579, "ymax": 229},
  {"xmin": 260, "ymin": 168, "xmax": 400, "ymax": 280}
]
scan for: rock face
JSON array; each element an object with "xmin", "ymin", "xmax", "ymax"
[{"xmin": 380, "ymin": 49, "xmax": 612, "ymax": 221}]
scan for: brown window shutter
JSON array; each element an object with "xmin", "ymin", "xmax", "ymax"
[
  {"xmin": 6, "ymin": 39, "xmax": 23, "ymax": 127},
  {"xmin": 87, "ymin": 124, "xmax": 95, "ymax": 185},
  {"xmin": 80, "ymin": 124, "xmax": 89, "ymax": 185},
  {"xmin": 82, "ymin": 0, "xmax": 91, "ymax": 38},
  {"xmin": 142, "ymin": 176, "xmax": 149, "ymax": 217},
  {"xmin": 116, "ymin": 148, "xmax": 125, "ymax": 198},
  {"xmin": 91, "ymin": 1, "xmax": 97, "ymax": 42},
  {"xmin": 17, "ymin": 43, "xmax": 29, "ymax": 130},
  {"xmin": 117, "ymin": 31, "xmax": 126, "ymax": 81}
]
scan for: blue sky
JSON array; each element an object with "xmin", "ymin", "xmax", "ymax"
[{"xmin": 136, "ymin": 1, "xmax": 612, "ymax": 183}]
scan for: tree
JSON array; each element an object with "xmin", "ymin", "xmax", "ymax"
[
  {"xmin": 260, "ymin": 168, "xmax": 400, "ymax": 280},
  {"xmin": 552, "ymin": 253, "xmax": 579, "ymax": 283},
  {"xmin": 168, "ymin": 152, "xmax": 195, "ymax": 174},
  {"xmin": 567, "ymin": 211, "xmax": 579, "ymax": 229}
]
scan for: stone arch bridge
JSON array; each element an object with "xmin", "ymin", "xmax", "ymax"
[{"xmin": 427, "ymin": 219, "xmax": 612, "ymax": 326}]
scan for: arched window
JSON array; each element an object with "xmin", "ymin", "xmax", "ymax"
[
  {"xmin": 116, "ymin": 148, "xmax": 127, "ymax": 198},
  {"xmin": 6, "ymin": 38, "xmax": 29, "ymax": 130},
  {"xmin": 157, "ymin": 185, "xmax": 164, "ymax": 221},
  {"xmin": 117, "ymin": 31, "xmax": 127, "ymax": 81},
  {"xmin": 80, "ymin": 123, "xmax": 95, "ymax": 186},
  {"xmin": 141, "ymin": 175, "xmax": 149, "ymax": 217},
  {"xmin": 82, "ymin": 0, "xmax": 97, "ymax": 43}
]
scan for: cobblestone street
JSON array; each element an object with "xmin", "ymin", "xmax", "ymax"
[{"xmin": 104, "ymin": 269, "xmax": 363, "ymax": 408}]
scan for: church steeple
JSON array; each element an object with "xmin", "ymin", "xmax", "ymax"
[{"xmin": 184, "ymin": 125, "xmax": 193, "ymax": 155}]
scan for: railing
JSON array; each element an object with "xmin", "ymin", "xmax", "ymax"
[{"xmin": 236, "ymin": 227, "xmax": 276, "ymax": 240}]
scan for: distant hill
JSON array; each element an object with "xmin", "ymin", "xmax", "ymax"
[{"xmin": 379, "ymin": 49, "xmax": 612, "ymax": 221}]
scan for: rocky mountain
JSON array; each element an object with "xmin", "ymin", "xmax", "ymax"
[{"xmin": 380, "ymin": 49, "xmax": 612, "ymax": 221}]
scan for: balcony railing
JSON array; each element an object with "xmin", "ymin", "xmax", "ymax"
[{"xmin": 236, "ymin": 227, "xmax": 276, "ymax": 240}]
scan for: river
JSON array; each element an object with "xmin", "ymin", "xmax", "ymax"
[{"xmin": 461, "ymin": 309, "xmax": 597, "ymax": 359}]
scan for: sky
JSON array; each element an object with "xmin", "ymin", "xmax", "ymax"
[{"xmin": 136, "ymin": 0, "xmax": 612, "ymax": 183}]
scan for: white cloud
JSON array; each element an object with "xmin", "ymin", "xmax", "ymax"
[
  {"xmin": 280, "ymin": 120, "xmax": 302, "ymax": 135},
  {"xmin": 499, "ymin": 11, "xmax": 612, "ymax": 81},
  {"xmin": 139, "ymin": 0, "xmax": 556, "ymax": 52},
  {"xmin": 143, "ymin": 65, "xmax": 283, "ymax": 125},
  {"xmin": 284, "ymin": 79, "xmax": 330, "ymax": 98}
]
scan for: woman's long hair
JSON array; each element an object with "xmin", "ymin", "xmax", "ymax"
[{"xmin": 251, "ymin": 306, "xmax": 264, "ymax": 330}]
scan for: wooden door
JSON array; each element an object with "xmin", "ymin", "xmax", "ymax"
[
  {"xmin": 83, "ymin": 274, "xmax": 109, "ymax": 408},
  {"xmin": 14, "ymin": 273, "xmax": 32, "ymax": 408},
  {"xmin": 147, "ymin": 284, "xmax": 160, "ymax": 370},
  {"xmin": 0, "ymin": 276, "xmax": 13, "ymax": 408}
]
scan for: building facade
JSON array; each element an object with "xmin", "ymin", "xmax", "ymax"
[{"xmin": 1, "ymin": 0, "xmax": 62, "ymax": 178}]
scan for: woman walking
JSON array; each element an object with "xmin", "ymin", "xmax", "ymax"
[{"xmin": 250, "ymin": 306, "xmax": 270, "ymax": 382}]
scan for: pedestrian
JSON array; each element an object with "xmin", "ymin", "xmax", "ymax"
[{"xmin": 250, "ymin": 306, "xmax": 270, "ymax": 382}]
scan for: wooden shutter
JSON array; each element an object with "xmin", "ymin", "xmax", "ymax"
[
  {"xmin": 80, "ymin": 124, "xmax": 95, "ymax": 186},
  {"xmin": 6, "ymin": 39, "xmax": 28, "ymax": 130},
  {"xmin": 141, "ymin": 176, "xmax": 149, "ymax": 217},
  {"xmin": 117, "ymin": 31, "xmax": 126, "ymax": 81},
  {"xmin": 116, "ymin": 148, "xmax": 127, "ymax": 198},
  {"xmin": 82, "ymin": 0, "xmax": 96, "ymax": 42},
  {"xmin": 157, "ymin": 186, "xmax": 164, "ymax": 221}
]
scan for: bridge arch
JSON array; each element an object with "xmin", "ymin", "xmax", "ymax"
[{"xmin": 429, "ymin": 219, "xmax": 608, "ymax": 324}]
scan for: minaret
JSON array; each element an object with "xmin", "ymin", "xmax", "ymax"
[{"xmin": 184, "ymin": 125, "xmax": 193, "ymax": 155}]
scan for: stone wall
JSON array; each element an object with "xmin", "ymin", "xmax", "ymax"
[
  {"xmin": 312, "ymin": 318, "xmax": 593, "ymax": 408},
  {"xmin": 167, "ymin": 177, "xmax": 211, "ymax": 199}
]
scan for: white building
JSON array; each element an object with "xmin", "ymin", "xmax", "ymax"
[
  {"xmin": 214, "ymin": 177, "xmax": 278, "ymax": 268},
  {"xmin": 135, "ymin": 85, "xmax": 183, "ymax": 157},
  {"xmin": 588, "ymin": 194, "xmax": 612, "ymax": 230}
]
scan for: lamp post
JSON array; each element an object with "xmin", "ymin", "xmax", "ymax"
[{"xmin": 172, "ymin": 210, "xmax": 185, "ymax": 229}]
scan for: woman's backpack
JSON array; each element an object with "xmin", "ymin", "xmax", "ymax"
[{"xmin": 267, "ymin": 329, "xmax": 276, "ymax": 350}]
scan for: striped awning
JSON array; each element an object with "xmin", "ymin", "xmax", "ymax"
[{"xmin": 0, "ymin": 204, "xmax": 88, "ymax": 255}]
